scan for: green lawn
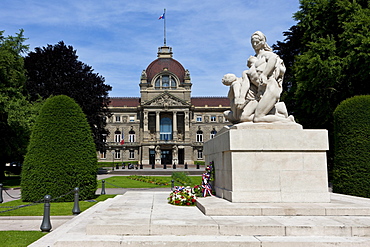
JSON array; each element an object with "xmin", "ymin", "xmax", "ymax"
[
  {"xmin": 98, "ymin": 175, "xmax": 202, "ymax": 188},
  {"xmin": 0, "ymin": 231, "xmax": 47, "ymax": 247},
  {"xmin": 1, "ymin": 175, "xmax": 202, "ymax": 189},
  {"xmin": 0, "ymin": 194, "xmax": 116, "ymax": 216}
]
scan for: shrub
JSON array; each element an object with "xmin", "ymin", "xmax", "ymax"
[
  {"xmin": 332, "ymin": 95, "xmax": 370, "ymax": 197},
  {"xmin": 21, "ymin": 95, "xmax": 97, "ymax": 202}
]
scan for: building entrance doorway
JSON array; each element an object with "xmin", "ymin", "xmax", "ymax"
[
  {"xmin": 149, "ymin": 149, "xmax": 155, "ymax": 165},
  {"xmin": 178, "ymin": 149, "xmax": 184, "ymax": 165},
  {"xmin": 161, "ymin": 150, "xmax": 172, "ymax": 165}
]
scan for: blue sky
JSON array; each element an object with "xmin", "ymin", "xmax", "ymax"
[{"xmin": 1, "ymin": 0, "xmax": 300, "ymax": 97}]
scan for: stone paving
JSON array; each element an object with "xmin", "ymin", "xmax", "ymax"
[
  {"xmin": 3, "ymin": 173, "xmax": 370, "ymax": 246},
  {"xmin": 28, "ymin": 191, "xmax": 370, "ymax": 247}
]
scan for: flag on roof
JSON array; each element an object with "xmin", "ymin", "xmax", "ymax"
[{"xmin": 158, "ymin": 13, "xmax": 165, "ymax": 20}]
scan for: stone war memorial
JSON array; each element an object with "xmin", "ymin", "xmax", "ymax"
[
  {"xmin": 30, "ymin": 31, "xmax": 370, "ymax": 247},
  {"xmin": 204, "ymin": 31, "xmax": 330, "ymax": 203}
]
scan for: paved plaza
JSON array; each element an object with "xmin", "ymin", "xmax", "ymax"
[
  {"xmin": 3, "ymin": 173, "xmax": 370, "ymax": 246},
  {"xmin": 28, "ymin": 191, "xmax": 370, "ymax": 247}
]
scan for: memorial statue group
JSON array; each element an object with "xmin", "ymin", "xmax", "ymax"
[{"xmin": 223, "ymin": 31, "xmax": 295, "ymax": 124}]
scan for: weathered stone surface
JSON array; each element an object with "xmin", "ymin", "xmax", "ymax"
[{"xmin": 204, "ymin": 125, "xmax": 330, "ymax": 203}]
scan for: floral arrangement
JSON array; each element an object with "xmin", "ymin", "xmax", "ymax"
[{"xmin": 168, "ymin": 186, "xmax": 198, "ymax": 206}]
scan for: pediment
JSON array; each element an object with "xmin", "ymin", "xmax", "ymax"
[{"xmin": 143, "ymin": 92, "xmax": 190, "ymax": 107}]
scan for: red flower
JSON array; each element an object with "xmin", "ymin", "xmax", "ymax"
[{"xmin": 186, "ymin": 202, "xmax": 190, "ymax": 206}]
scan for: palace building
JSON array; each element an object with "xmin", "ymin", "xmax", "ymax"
[{"xmin": 99, "ymin": 45, "xmax": 229, "ymax": 165}]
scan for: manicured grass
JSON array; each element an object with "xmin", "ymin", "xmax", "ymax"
[
  {"xmin": 98, "ymin": 176, "xmax": 201, "ymax": 188},
  {"xmin": 0, "ymin": 231, "xmax": 47, "ymax": 247},
  {"xmin": 1, "ymin": 175, "xmax": 202, "ymax": 189},
  {"xmin": 0, "ymin": 194, "xmax": 116, "ymax": 216}
]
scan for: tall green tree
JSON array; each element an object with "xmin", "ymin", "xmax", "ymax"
[
  {"xmin": 273, "ymin": 0, "xmax": 370, "ymax": 129},
  {"xmin": 21, "ymin": 95, "xmax": 97, "ymax": 202},
  {"xmin": 0, "ymin": 29, "xmax": 40, "ymax": 179},
  {"xmin": 24, "ymin": 41, "xmax": 112, "ymax": 151}
]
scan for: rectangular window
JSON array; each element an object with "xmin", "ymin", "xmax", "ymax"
[
  {"xmin": 196, "ymin": 133, "xmax": 203, "ymax": 142},
  {"xmin": 129, "ymin": 150, "xmax": 134, "ymax": 159},
  {"xmin": 129, "ymin": 116, "xmax": 135, "ymax": 122},
  {"xmin": 114, "ymin": 134, "xmax": 121, "ymax": 143},
  {"xmin": 115, "ymin": 115, "xmax": 121, "ymax": 122},
  {"xmin": 115, "ymin": 150, "xmax": 121, "ymax": 159},
  {"xmin": 129, "ymin": 134, "xmax": 135, "ymax": 142},
  {"xmin": 100, "ymin": 151, "xmax": 106, "ymax": 159},
  {"xmin": 196, "ymin": 115, "xmax": 202, "ymax": 122},
  {"xmin": 210, "ymin": 116, "xmax": 216, "ymax": 122},
  {"xmin": 197, "ymin": 150, "xmax": 203, "ymax": 159}
]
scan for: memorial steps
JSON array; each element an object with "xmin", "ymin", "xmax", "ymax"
[{"xmin": 30, "ymin": 191, "xmax": 370, "ymax": 247}]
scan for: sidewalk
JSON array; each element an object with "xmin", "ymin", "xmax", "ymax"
[
  {"xmin": 0, "ymin": 187, "xmax": 171, "ymax": 231},
  {"xmin": 1, "ymin": 188, "xmax": 21, "ymax": 203}
]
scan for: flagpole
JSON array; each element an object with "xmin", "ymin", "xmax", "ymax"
[{"xmin": 164, "ymin": 8, "xmax": 166, "ymax": 46}]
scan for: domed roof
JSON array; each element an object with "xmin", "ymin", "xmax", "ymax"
[{"xmin": 145, "ymin": 46, "xmax": 186, "ymax": 83}]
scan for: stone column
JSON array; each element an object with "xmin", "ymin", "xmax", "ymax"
[
  {"xmin": 156, "ymin": 111, "xmax": 160, "ymax": 141},
  {"xmin": 143, "ymin": 111, "xmax": 148, "ymax": 141},
  {"xmin": 173, "ymin": 111, "xmax": 177, "ymax": 141},
  {"xmin": 184, "ymin": 110, "xmax": 190, "ymax": 142}
]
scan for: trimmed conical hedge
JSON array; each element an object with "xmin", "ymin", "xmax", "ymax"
[
  {"xmin": 21, "ymin": 95, "xmax": 97, "ymax": 202},
  {"xmin": 332, "ymin": 95, "xmax": 370, "ymax": 197}
]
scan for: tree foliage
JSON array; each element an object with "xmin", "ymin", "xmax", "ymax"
[
  {"xmin": 273, "ymin": 0, "xmax": 370, "ymax": 130},
  {"xmin": 332, "ymin": 95, "xmax": 370, "ymax": 197},
  {"xmin": 0, "ymin": 29, "xmax": 41, "ymax": 179},
  {"xmin": 21, "ymin": 95, "xmax": 97, "ymax": 202},
  {"xmin": 24, "ymin": 41, "xmax": 112, "ymax": 151}
]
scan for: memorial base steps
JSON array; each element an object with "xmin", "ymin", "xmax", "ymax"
[{"xmin": 29, "ymin": 192, "xmax": 370, "ymax": 247}]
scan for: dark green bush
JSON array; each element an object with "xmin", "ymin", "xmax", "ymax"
[
  {"xmin": 21, "ymin": 95, "xmax": 97, "ymax": 202},
  {"xmin": 332, "ymin": 95, "xmax": 370, "ymax": 197}
]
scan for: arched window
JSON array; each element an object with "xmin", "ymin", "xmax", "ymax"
[
  {"xmin": 160, "ymin": 117, "xmax": 172, "ymax": 141},
  {"xmin": 162, "ymin": 75, "xmax": 169, "ymax": 88},
  {"xmin": 114, "ymin": 130, "xmax": 121, "ymax": 143},
  {"xmin": 210, "ymin": 129, "xmax": 217, "ymax": 139},
  {"xmin": 154, "ymin": 74, "xmax": 177, "ymax": 89},
  {"xmin": 196, "ymin": 130, "xmax": 203, "ymax": 142},
  {"xmin": 129, "ymin": 129, "xmax": 135, "ymax": 142}
]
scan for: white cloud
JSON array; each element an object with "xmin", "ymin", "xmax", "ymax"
[{"xmin": 1, "ymin": 0, "xmax": 300, "ymax": 97}]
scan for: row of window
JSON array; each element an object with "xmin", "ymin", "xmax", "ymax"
[
  {"xmin": 114, "ymin": 115, "xmax": 135, "ymax": 123},
  {"xmin": 195, "ymin": 115, "xmax": 221, "ymax": 123},
  {"xmin": 113, "ymin": 133, "xmax": 136, "ymax": 143},
  {"xmin": 100, "ymin": 149, "xmax": 204, "ymax": 161},
  {"xmin": 196, "ymin": 129, "xmax": 217, "ymax": 142},
  {"xmin": 107, "ymin": 129, "xmax": 217, "ymax": 143},
  {"xmin": 114, "ymin": 114, "xmax": 224, "ymax": 124},
  {"xmin": 100, "ymin": 149, "xmax": 135, "ymax": 159}
]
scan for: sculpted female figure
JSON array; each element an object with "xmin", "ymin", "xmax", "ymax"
[
  {"xmin": 249, "ymin": 31, "xmax": 294, "ymax": 123},
  {"xmin": 222, "ymin": 31, "xmax": 294, "ymax": 124}
]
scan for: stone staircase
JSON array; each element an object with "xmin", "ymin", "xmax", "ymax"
[{"xmin": 29, "ymin": 192, "xmax": 370, "ymax": 246}]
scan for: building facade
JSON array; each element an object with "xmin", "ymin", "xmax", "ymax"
[{"xmin": 99, "ymin": 45, "xmax": 230, "ymax": 165}]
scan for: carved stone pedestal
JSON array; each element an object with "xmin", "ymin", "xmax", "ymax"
[{"xmin": 204, "ymin": 123, "xmax": 330, "ymax": 203}]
